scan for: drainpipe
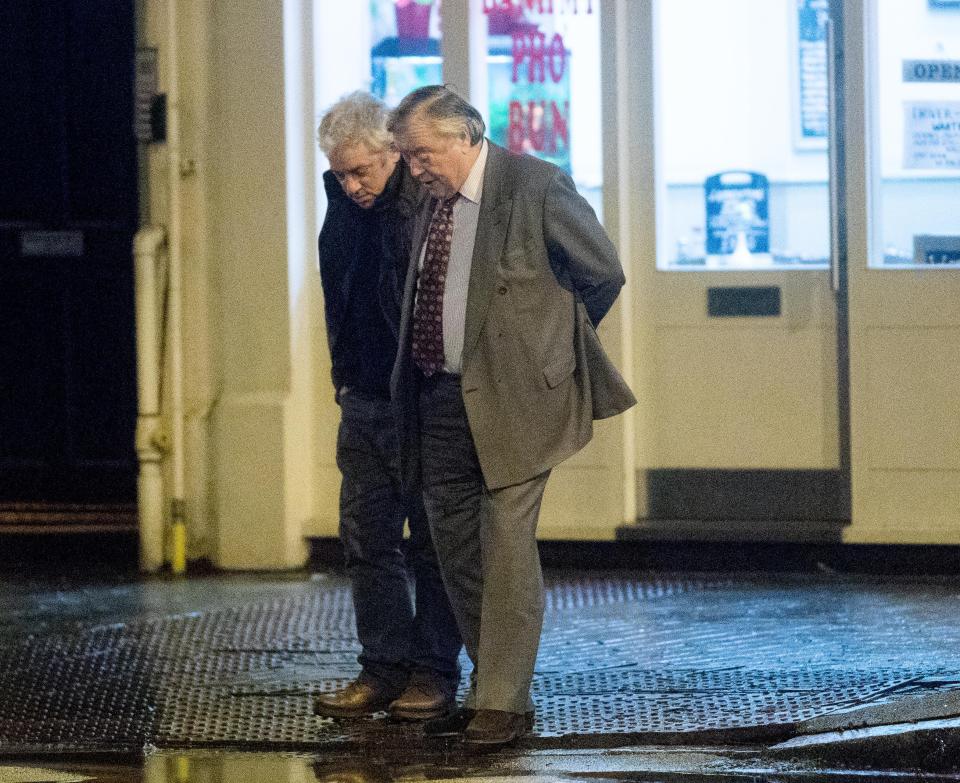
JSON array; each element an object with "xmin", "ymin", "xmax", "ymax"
[
  {"xmin": 134, "ymin": 225, "xmax": 168, "ymax": 573},
  {"xmin": 166, "ymin": 0, "xmax": 187, "ymax": 575},
  {"xmin": 607, "ymin": 0, "xmax": 638, "ymax": 527}
]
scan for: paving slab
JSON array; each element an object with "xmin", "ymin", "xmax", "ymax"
[
  {"xmin": 768, "ymin": 716, "xmax": 960, "ymax": 773},
  {"xmin": 768, "ymin": 687, "xmax": 960, "ymax": 772},
  {"xmin": 797, "ymin": 688, "xmax": 960, "ymax": 733}
]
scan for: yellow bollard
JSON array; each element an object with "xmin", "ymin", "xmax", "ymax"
[
  {"xmin": 172, "ymin": 754, "xmax": 190, "ymax": 783},
  {"xmin": 170, "ymin": 498, "xmax": 187, "ymax": 576}
]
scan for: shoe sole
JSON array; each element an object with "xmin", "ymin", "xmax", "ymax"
[
  {"xmin": 313, "ymin": 701, "xmax": 394, "ymax": 719},
  {"xmin": 388, "ymin": 706, "xmax": 451, "ymax": 721},
  {"xmin": 425, "ymin": 712, "xmax": 534, "ymax": 739},
  {"xmin": 424, "ymin": 728, "xmax": 463, "ymax": 737},
  {"xmin": 423, "ymin": 718, "xmax": 474, "ymax": 737},
  {"xmin": 462, "ymin": 733, "xmax": 524, "ymax": 752}
]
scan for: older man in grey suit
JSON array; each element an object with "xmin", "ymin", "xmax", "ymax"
[{"xmin": 388, "ymin": 85, "xmax": 635, "ymax": 749}]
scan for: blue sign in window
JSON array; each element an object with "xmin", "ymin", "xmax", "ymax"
[
  {"xmin": 704, "ymin": 171, "xmax": 770, "ymax": 257},
  {"xmin": 797, "ymin": 0, "xmax": 829, "ymax": 142}
]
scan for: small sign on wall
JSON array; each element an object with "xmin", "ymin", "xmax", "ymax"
[
  {"xmin": 135, "ymin": 48, "xmax": 160, "ymax": 143},
  {"xmin": 903, "ymin": 101, "xmax": 960, "ymax": 169},
  {"xmin": 903, "ymin": 60, "xmax": 960, "ymax": 82},
  {"xmin": 20, "ymin": 231, "xmax": 84, "ymax": 257}
]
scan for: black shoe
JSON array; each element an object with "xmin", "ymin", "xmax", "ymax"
[
  {"xmin": 423, "ymin": 707, "xmax": 476, "ymax": 737},
  {"xmin": 313, "ymin": 676, "xmax": 403, "ymax": 718},
  {"xmin": 463, "ymin": 708, "xmax": 532, "ymax": 749},
  {"xmin": 424, "ymin": 706, "xmax": 534, "ymax": 739}
]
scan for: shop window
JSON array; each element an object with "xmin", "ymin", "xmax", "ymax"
[
  {"xmin": 869, "ymin": 0, "xmax": 960, "ymax": 267},
  {"xmin": 371, "ymin": 0, "xmax": 443, "ymax": 106},
  {"xmin": 480, "ymin": 0, "xmax": 603, "ymax": 215},
  {"xmin": 655, "ymin": 0, "xmax": 832, "ymax": 271}
]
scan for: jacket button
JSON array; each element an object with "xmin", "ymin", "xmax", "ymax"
[{"xmin": 498, "ymin": 285, "xmax": 507, "ymax": 294}]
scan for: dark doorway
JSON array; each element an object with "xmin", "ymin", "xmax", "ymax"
[{"xmin": 0, "ymin": 1, "xmax": 138, "ymax": 520}]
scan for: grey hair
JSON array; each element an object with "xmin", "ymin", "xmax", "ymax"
[
  {"xmin": 317, "ymin": 91, "xmax": 393, "ymax": 156},
  {"xmin": 387, "ymin": 85, "xmax": 485, "ymax": 145}
]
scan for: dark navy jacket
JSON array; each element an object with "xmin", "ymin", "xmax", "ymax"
[{"xmin": 318, "ymin": 159, "xmax": 422, "ymax": 401}]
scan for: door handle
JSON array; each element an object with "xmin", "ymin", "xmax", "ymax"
[{"xmin": 826, "ymin": 17, "xmax": 841, "ymax": 294}]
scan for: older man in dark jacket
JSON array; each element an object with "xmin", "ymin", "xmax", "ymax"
[{"xmin": 314, "ymin": 91, "xmax": 461, "ymax": 721}]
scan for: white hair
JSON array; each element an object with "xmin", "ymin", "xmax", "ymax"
[{"xmin": 317, "ymin": 91, "xmax": 393, "ymax": 156}]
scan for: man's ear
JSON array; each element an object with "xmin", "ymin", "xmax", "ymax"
[{"xmin": 456, "ymin": 130, "xmax": 473, "ymax": 154}]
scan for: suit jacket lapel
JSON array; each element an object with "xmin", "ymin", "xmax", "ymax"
[
  {"xmin": 462, "ymin": 142, "xmax": 511, "ymax": 372},
  {"xmin": 410, "ymin": 196, "xmax": 434, "ymax": 275},
  {"xmin": 396, "ymin": 196, "xmax": 435, "ymax": 362}
]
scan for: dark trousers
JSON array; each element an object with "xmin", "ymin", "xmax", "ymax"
[
  {"xmin": 336, "ymin": 390, "xmax": 461, "ymax": 689},
  {"xmin": 418, "ymin": 373, "xmax": 549, "ymax": 713}
]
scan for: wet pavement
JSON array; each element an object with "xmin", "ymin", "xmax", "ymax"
[{"xmin": 2, "ymin": 564, "xmax": 960, "ymax": 775}]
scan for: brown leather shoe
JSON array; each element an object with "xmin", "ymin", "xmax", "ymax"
[
  {"xmin": 463, "ymin": 708, "xmax": 533, "ymax": 749},
  {"xmin": 388, "ymin": 674, "xmax": 455, "ymax": 720},
  {"xmin": 313, "ymin": 677, "xmax": 403, "ymax": 718}
]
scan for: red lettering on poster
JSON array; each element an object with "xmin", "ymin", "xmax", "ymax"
[
  {"xmin": 547, "ymin": 33, "xmax": 565, "ymax": 82},
  {"xmin": 485, "ymin": 0, "xmax": 553, "ymax": 11},
  {"xmin": 483, "ymin": 0, "xmax": 592, "ymax": 13},
  {"xmin": 511, "ymin": 31, "xmax": 565, "ymax": 84},
  {"xmin": 508, "ymin": 101, "xmax": 527, "ymax": 150},
  {"xmin": 487, "ymin": 0, "xmax": 582, "ymax": 158},
  {"xmin": 550, "ymin": 100, "xmax": 568, "ymax": 148},
  {"xmin": 555, "ymin": 0, "xmax": 593, "ymax": 14},
  {"xmin": 508, "ymin": 100, "xmax": 570, "ymax": 154}
]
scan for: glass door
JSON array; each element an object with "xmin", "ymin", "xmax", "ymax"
[
  {"xmin": 845, "ymin": 0, "xmax": 960, "ymax": 543},
  {"xmin": 624, "ymin": 0, "xmax": 850, "ymax": 541}
]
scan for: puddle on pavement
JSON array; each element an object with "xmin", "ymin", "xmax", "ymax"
[{"xmin": 1, "ymin": 750, "xmax": 956, "ymax": 783}]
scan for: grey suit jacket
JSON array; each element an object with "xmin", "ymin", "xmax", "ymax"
[{"xmin": 392, "ymin": 141, "xmax": 636, "ymax": 491}]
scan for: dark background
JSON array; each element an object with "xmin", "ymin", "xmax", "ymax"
[{"xmin": 0, "ymin": 0, "xmax": 138, "ymax": 505}]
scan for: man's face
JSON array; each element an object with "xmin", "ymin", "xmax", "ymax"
[
  {"xmin": 328, "ymin": 142, "xmax": 399, "ymax": 209},
  {"xmin": 394, "ymin": 115, "xmax": 473, "ymax": 199}
]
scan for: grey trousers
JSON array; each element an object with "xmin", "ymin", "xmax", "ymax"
[{"xmin": 418, "ymin": 372, "xmax": 550, "ymax": 714}]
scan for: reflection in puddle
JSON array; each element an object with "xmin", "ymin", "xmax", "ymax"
[
  {"xmin": 0, "ymin": 768, "xmax": 93, "ymax": 783},
  {"xmin": 4, "ymin": 751, "xmax": 950, "ymax": 783},
  {"xmin": 143, "ymin": 753, "xmax": 441, "ymax": 783}
]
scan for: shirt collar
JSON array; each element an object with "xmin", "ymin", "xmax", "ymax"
[{"xmin": 457, "ymin": 139, "xmax": 487, "ymax": 205}]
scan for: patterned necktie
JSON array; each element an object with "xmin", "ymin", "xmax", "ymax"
[{"xmin": 412, "ymin": 195, "xmax": 458, "ymax": 376}]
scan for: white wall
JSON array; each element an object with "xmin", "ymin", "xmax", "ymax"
[{"xmin": 143, "ymin": 0, "xmax": 318, "ymax": 568}]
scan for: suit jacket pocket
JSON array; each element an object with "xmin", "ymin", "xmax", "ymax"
[
  {"xmin": 543, "ymin": 352, "xmax": 576, "ymax": 389},
  {"xmin": 497, "ymin": 260, "xmax": 539, "ymax": 283}
]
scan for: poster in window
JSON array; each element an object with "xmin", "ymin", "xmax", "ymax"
[
  {"xmin": 904, "ymin": 101, "xmax": 960, "ymax": 169},
  {"xmin": 793, "ymin": 0, "xmax": 829, "ymax": 149},
  {"xmin": 704, "ymin": 171, "xmax": 770, "ymax": 260}
]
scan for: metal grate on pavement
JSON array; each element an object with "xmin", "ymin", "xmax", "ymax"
[{"xmin": 1, "ymin": 574, "xmax": 959, "ymax": 753}]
